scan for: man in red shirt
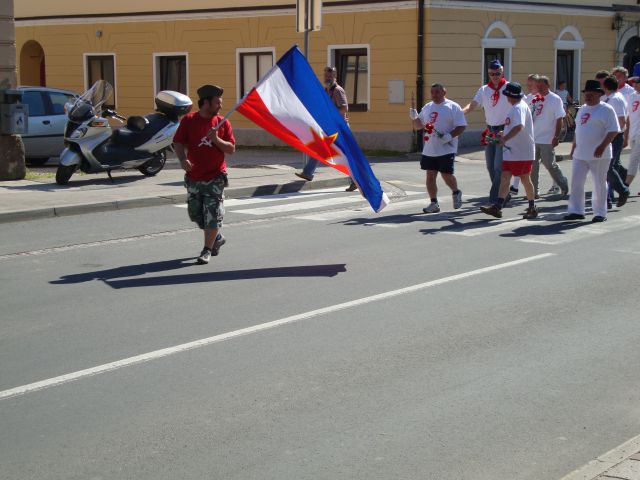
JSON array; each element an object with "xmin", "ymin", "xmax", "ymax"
[{"xmin": 173, "ymin": 85, "xmax": 236, "ymax": 264}]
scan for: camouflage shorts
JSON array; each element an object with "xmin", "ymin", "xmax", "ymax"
[{"xmin": 184, "ymin": 175, "xmax": 225, "ymax": 229}]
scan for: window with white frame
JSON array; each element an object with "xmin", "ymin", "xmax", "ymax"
[
  {"xmin": 238, "ymin": 50, "xmax": 274, "ymax": 99},
  {"xmin": 328, "ymin": 45, "xmax": 370, "ymax": 111},
  {"xmin": 85, "ymin": 54, "xmax": 116, "ymax": 108},
  {"xmin": 154, "ymin": 54, "xmax": 188, "ymax": 95},
  {"xmin": 554, "ymin": 27, "xmax": 583, "ymax": 102},
  {"xmin": 481, "ymin": 22, "xmax": 515, "ymax": 83}
]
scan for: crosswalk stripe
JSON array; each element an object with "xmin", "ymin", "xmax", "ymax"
[
  {"xmin": 293, "ymin": 199, "xmax": 427, "ymax": 222},
  {"xmin": 518, "ymin": 215, "xmax": 640, "ymax": 245},
  {"xmin": 232, "ymin": 195, "xmax": 370, "ymax": 215}
]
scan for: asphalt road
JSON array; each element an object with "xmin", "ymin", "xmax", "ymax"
[{"xmin": 1, "ymin": 158, "xmax": 639, "ymax": 480}]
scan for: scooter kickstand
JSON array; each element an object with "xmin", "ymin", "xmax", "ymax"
[{"xmin": 107, "ymin": 170, "xmax": 114, "ymax": 183}]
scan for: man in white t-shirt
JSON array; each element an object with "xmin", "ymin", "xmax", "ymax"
[
  {"xmin": 625, "ymin": 77, "xmax": 640, "ymax": 188},
  {"xmin": 602, "ymin": 75, "xmax": 631, "ymax": 207},
  {"xmin": 511, "ymin": 74, "xmax": 540, "ymax": 196},
  {"xmin": 463, "ymin": 59, "xmax": 511, "ymax": 206},
  {"xmin": 612, "ymin": 66, "xmax": 635, "ymax": 104},
  {"xmin": 410, "ymin": 83, "xmax": 467, "ymax": 213},
  {"xmin": 530, "ymin": 75, "xmax": 569, "ymax": 196},
  {"xmin": 565, "ymin": 80, "xmax": 620, "ymax": 222},
  {"xmin": 480, "ymin": 82, "xmax": 538, "ymax": 219}
]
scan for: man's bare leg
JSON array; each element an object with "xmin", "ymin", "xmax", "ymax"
[
  {"xmin": 204, "ymin": 228, "xmax": 219, "ymax": 250},
  {"xmin": 441, "ymin": 172, "xmax": 458, "ymax": 192},
  {"xmin": 426, "ymin": 171, "xmax": 438, "ymax": 200}
]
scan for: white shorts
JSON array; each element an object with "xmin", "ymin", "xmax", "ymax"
[{"xmin": 629, "ymin": 137, "xmax": 640, "ymax": 176}]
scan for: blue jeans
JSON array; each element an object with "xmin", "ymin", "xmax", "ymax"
[
  {"xmin": 485, "ymin": 126, "xmax": 504, "ymax": 204},
  {"xmin": 607, "ymin": 133, "xmax": 629, "ymax": 201},
  {"xmin": 302, "ymin": 157, "xmax": 319, "ymax": 178}
]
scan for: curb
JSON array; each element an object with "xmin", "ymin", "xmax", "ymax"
[
  {"xmin": 0, "ymin": 176, "xmax": 350, "ymax": 224},
  {"xmin": 559, "ymin": 434, "xmax": 640, "ymax": 480}
]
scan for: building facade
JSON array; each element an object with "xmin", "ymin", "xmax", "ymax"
[{"xmin": 15, "ymin": 0, "xmax": 640, "ymax": 151}]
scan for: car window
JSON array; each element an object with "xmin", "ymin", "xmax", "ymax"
[
  {"xmin": 48, "ymin": 92, "xmax": 74, "ymax": 116},
  {"xmin": 21, "ymin": 91, "xmax": 47, "ymax": 117}
]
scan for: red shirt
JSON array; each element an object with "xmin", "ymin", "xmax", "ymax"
[{"xmin": 173, "ymin": 112, "xmax": 235, "ymax": 182}]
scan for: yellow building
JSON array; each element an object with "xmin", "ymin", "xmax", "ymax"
[{"xmin": 15, "ymin": 0, "xmax": 640, "ymax": 150}]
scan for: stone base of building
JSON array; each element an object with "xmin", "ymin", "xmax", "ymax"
[
  {"xmin": 0, "ymin": 135, "xmax": 26, "ymax": 181},
  {"xmin": 234, "ymin": 128, "xmax": 483, "ymax": 154}
]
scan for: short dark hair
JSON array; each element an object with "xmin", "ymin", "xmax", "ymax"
[
  {"xmin": 558, "ymin": 80, "xmax": 566, "ymax": 85},
  {"xmin": 595, "ymin": 70, "xmax": 611, "ymax": 79},
  {"xmin": 603, "ymin": 75, "xmax": 619, "ymax": 91},
  {"xmin": 198, "ymin": 97, "xmax": 213, "ymax": 108},
  {"xmin": 430, "ymin": 83, "xmax": 445, "ymax": 90}
]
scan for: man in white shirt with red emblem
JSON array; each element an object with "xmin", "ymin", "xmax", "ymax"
[
  {"xmin": 463, "ymin": 59, "xmax": 511, "ymax": 206},
  {"xmin": 410, "ymin": 83, "xmax": 467, "ymax": 213},
  {"xmin": 613, "ymin": 66, "xmax": 635, "ymax": 105},
  {"xmin": 625, "ymin": 77, "xmax": 640, "ymax": 188},
  {"xmin": 565, "ymin": 80, "xmax": 620, "ymax": 223},
  {"xmin": 530, "ymin": 75, "xmax": 569, "ymax": 197},
  {"xmin": 480, "ymin": 82, "xmax": 538, "ymax": 219}
]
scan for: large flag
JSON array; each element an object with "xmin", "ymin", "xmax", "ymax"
[{"xmin": 236, "ymin": 46, "xmax": 389, "ymax": 213}]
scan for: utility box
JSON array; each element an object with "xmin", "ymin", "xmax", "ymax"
[{"xmin": 0, "ymin": 89, "xmax": 29, "ymax": 135}]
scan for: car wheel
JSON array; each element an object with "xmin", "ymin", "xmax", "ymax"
[{"xmin": 56, "ymin": 164, "xmax": 76, "ymax": 185}]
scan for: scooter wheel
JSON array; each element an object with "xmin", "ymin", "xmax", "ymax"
[
  {"xmin": 55, "ymin": 164, "xmax": 76, "ymax": 185},
  {"xmin": 139, "ymin": 151, "xmax": 167, "ymax": 177}
]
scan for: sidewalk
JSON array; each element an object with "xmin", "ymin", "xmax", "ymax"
[
  {"xmin": 561, "ymin": 435, "xmax": 640, "ymax": 480},
  {"xmin": 0, "ymin": 163, "xmax": 349, "ymax": 223}
]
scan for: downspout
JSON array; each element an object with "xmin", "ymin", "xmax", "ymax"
[{"xmin": 415, "ymin": 0, "xmax": 425, "ymax": 152}]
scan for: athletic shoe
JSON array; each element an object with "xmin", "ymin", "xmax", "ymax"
[
  {"xmin": 564, "ymin": 213, "xmax": 585, "ymax": 220},
  {"xmin": 503, "ymin": 193, "xmax": 512, "ymax": 208},
  {"xmin": 345, "ymin": 182, "xmax": 358, "ymax": 192},
  {"xmin": 534, "ymin": 193, "xmax": 541, "ymax": 200},
  {"xmin": 196, "ymin": 248, "xmax": 212, "ymax": 265},
  {"xmin": 560, "ymin": 179, "xmax": 569, "ymax": 196},
  {"xmin": 523, "ymin": 206, "xmax": 538, "ymax": 219},
  {"xmin": 452, "ymin": 191, "xmax": 463, "ymax": 209},
  {"xmin": 480, "ymin": 204, "xmax": 502, "ymax": 218},
  {"xmin": 422, "ymin": 202, "xmax": 440, "ymax": 214},
  {"xmin": 295, "ymin": 172, "xmax": 313, "ymax": 181},
  {"xmin": 592, "ymin": 216, "xmax": 607, "ymax": 223},
  {"xmin": 607, "ymin": 199, "xmax": 613, "ymax": 210},
  {"xmin": 212, "ymin": 234, "xmax": 226, "ymax": 256},
  {"xmin": 509, "ymin": 186, "xmax": 519, "ymax": 196},
  {"xmin": 548, "ymin": 185, "xmax": 561, "ymax": 194},
  {"xmin": 616, "ymin": 191, "xmax": 629, "ymax": 207}
]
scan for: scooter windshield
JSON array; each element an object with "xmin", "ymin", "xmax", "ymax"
[{"xmin": 68, "ymin": 80, "xmax": 114, "ymax": 121}]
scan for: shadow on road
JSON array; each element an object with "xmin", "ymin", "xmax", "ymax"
[{"xmin": 51, "ymin": 259, "xmax": 347, "ymax": 288}]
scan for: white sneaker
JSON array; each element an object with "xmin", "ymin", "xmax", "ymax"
[
  {"xmin": 196, "ymin": 248, "xmax": 211, "ymax": 265},
  {"xmin": 422, "ymin": 202, "xmax": 440, "ymax": 214},
  {"xmin": 452, "ymin": 191, "xmax": 463, "ymax": 209},
  {"xmin": 548, "ymin": 185, "xmax": 561, "ymax": 194}
]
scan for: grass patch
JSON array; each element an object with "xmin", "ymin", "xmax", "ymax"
[{"xmin": 24, "ymin": 169, "xmax": 55, "ymax": 180}]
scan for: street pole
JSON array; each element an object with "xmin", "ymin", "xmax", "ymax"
[
  {"xmin": 0, "ymin": 0, "xmax": 26, "ymax": 180},
  {"xmin": 302, "ymin": 0, "xmax": 310, "ymax": 170}
]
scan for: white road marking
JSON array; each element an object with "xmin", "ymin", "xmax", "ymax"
[
  {"xmin": 519, "ymin": 215, "xmax": 640, "ymax": 245},
  {"xmin": 232, "ymin": 196, "xmax": 370, "ymax": 215},
  {"xmin": 293, "ymin": 199, "xmax": 427, "ymax": 222},
  {"xmin": 0, "ymin": 253, "xmax": 554, "ymax": 401}
]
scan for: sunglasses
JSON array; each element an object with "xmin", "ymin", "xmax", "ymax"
[{"xmin": 488, "ymin": 72, "xmax": 502, "ymax": 77}]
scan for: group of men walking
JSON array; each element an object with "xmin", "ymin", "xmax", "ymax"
[{"xmin": 410, "ymin": 59, "xmax": 638, "ymax": 223}]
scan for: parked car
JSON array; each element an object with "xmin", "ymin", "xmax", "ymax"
[{"xmin": 18, "ymin": 86, "xmax": 79, "ymax": 166}]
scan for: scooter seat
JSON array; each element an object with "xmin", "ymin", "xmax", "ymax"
[
  {"xmin": 127, "ymin": 115, "xmax": 149, "ymax": 131},
  {"xmin": 111, "ymin": 113, "xmax": 171, "ymax": 148}
]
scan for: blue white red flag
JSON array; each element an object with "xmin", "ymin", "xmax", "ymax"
[{"xmin": 237, "ymin": 46, "xmax": 389, "ymax": 212}]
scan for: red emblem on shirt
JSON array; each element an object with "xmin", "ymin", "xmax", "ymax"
[
  {"xmin": 580, "ymin": 113, "xmax": 591, "ymax": 125},
  {"xmin": 429, "ymin": 111, "xmax": 439, "ymax": 124},
  {"xmin": 633, "ymin": 101, "xmax": 639, "ymax": 113},
  {"xmin": 505, "ymin": 117, "xmax": 511, "ymax": 126},
  {"xmin": 534, "ymin": 104, "xmax": 544, "ymax": 116}
]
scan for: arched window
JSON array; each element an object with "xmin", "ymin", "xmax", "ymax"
[
  {"xmin": 554, "ymin": 26, "xmax": 584, "ymax": 101},
  {"xmin": 481, "ymin": 21, "xmax": 515, "ymax": 83}
]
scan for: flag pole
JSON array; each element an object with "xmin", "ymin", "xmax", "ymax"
[{"xmin": 302, "ymin": 0, "xmax": 311, "ymax": 170}]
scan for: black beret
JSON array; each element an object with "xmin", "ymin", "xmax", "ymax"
[{"xmin": 197, "ymin": 84, "xmax": 224, "ymax": 99}]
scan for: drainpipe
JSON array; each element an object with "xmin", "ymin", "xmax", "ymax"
[{"xmin": 415, "ymin": 0, "xmax": 425, "ymax": 152}]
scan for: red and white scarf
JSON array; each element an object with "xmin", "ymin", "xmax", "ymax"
[{"xmin": 487, "ymin": 78, "xmax": 507, "ymax": 107}]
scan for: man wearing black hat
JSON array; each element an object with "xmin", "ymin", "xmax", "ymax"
[
  {"xmin": 463, "ymin": 59, "xmax": 512, "ymax": 206},
  {"xmin": 565, "ymin": 80, "xmax": 620, "ymax": 222},
  {"xmin": 173, "ymin": 84, "xmax": 236, "ymax": 264},
  {"xmin": 480, "ymin": 82, "xmax": 538, "ymax": 219}
]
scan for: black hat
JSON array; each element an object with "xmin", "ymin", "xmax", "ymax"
[
  {"xmin": 503, "ymin": 82, "xmax": 524, "ymax": 99},
  {"xmin": 582, "ymin": 80, "xmax": 604, "ymax": 95},
  {"xmin": 197, "ymin": 84, "xmax": 223, "ymax": 99}
]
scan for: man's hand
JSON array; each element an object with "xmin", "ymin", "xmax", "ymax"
[
  {"xmin": 409, "ymin": 108, "xmax": 419, "ymax": 120},
  {"xmin": 439, "ymin": 133, "xmax": 453, "ymax": 144},
  {"xmin": 594, "ymin": 144, "xmax": 606, "ymax": 158},
  {"xmin": 206, "ymin": 127, "xmax": 221, "ymax": 143},
  {"xmin": 552, "ymin": 136, "xmax": 560, "ymax": 148},
  {"xmin": 180, "ymin": 158, "xmax": 193, "ymax": 172}
]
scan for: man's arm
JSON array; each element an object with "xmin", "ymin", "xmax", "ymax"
[
  {"xmin": 462, "ymin": 100, "xmax": 480, "ymax": 115},
  {"xmin": 594, "ymin": 131, "xmax": 620, "ymax": 158},
  {"xmin": 499, "ymin": 125, "xmax": 524, "ymax": 145},
  {"xmin": 206, "ymin": 128, "xmax": 236, "ymax": 154},
  {"xmin": 552, "ymin": 117, "xmax": 563, "ymax": 147},
  {"xmin": 173, "ymin": 143, "xmax": 193, "ymax": 172},
  {"xmin": 618, "ymin": 115, "xmax": 627, "ymax": 131}
]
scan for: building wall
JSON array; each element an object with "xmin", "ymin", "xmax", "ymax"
[{"xmin": 15, "ymin": 1, "xmax": 621, "ymax": 151}]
